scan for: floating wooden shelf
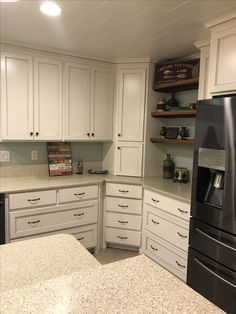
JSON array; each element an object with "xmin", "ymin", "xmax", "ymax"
[
  {"xmin": 151, "ymin": 110, "xmax": 196, "ymax": 118},
  {"xmin": 150, "ymin": 138, "xmax": 195, "ymax": 145},
  {"xmin": 153, "ymin": 78, "xmax": 199, "ymax": 93}
]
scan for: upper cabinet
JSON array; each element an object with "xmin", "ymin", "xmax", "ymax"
[
  {"xmin": 208, "ymin": 18, "xmax": 236, "ymax": 95},
  {"xmin": 196, "ymin": 43, "xmax": 210, "ymax": 100},
  {"xmin": 1, "ymin": 52, "xmax": 34, "ymax": 140},
  {"xmin": 64, "ymin": 64, "xmax": 113, "ymax": 141},
  {"xmin": 34, "ymin": 58, "xmax": 63, "ymax": 141},
  {"xmin": 116, "ymin": 68, "xmax": 146, "ymax": 142}
]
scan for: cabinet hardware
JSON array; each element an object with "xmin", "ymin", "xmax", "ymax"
[
  {"xmin": 117, "ymin": 147, "xmax": 121, "ymax": 150},
  {"xmin": 118, "ymin": 189, "xmax": 129, "ymax": 193},
  {"xmin": 91, "ymin": 133, "xmax": 94, "ymax": 136},
  {"xmin": 35, "ymin": 132, "xmax": 39, "ymax": 136},
  {"xmin": 27, "ymin": 198, "xmax": 40, "ymax": 203},
  {"xmin": 78, "ymin": 237, "xmax": 84, "ymax": 241},
  {"xmin": 151, "ymin": 198, "xmax": 159, "ymax": 203},
  {"xmin": 28, "ymin": 219, "xmax": 40, "ymax": 225},
  {"xmin": 87, "ymin": 133, "xmax": 90, "ymax": 136},
  {"xmin": 178, "ymin": 208, "xmax": 188, "ymax": 214},
  {"xmin": 118, "ymin": 220, "xmax": 128, "ymax": 224},
  {"xmin": 30, "ymin": 132, "xmax": 33, "ymax": 136},
  {"xmin": 117, "ymin": 236, "xmax": 128, "ymax": 240},
  {"xmin": 177, "ymin": 232, "xmax": 187, "ymax": 238},
  {"xmin": 150, "ymin": 245, "xmax": 158, "ymax": 251},
  {"xmin": 74, "ymin": 192, "xmax": 85, "ymax": 197},
  {"xmin": 176, "ymin": 261, "xmax": 186, "ymax": 268},
  {"xmin": 118, "ymin": 134, "xmax": 121, "ymax": 137},
  {"xmin": 151, "ymin": 219, "xmax": 159, "ymax": 224},
  {"xmin": 118, "ymin": 205, "xmax": 128, "ymax": 208},
  {"xmin": 74, "ymin": 213, "xmax": 85, "ymax": 217}
]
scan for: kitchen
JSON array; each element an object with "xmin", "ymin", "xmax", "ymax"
[{"xmin": 0, "ymin": 0, "xmax": 236, "ymax": 313}]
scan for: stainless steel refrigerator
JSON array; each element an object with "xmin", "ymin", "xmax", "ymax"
[{"xmin": 187, "ymin": 96, "xmax": 236, "ymax": 314}]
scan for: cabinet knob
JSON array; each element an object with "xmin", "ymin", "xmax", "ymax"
[
  {"xmin": 117, "ymin": 147, "xmax": 120, "ymax": 150},
  {"xmin": 87, "ymin": 133, "xmax": 90, "ymax": 136},
  {"xmin": 36, "ymin": 132, "xmax": 39, "ymax": 137},
  {"xmin": 118, "ymin": 133, "xmax": 121, "ymax": 137},
  {"xmin": 91, "ymin": 133, "xmax": 94, "ymax": 137},
  {"xmin": 30, "ymin": 132, "xmax": 33, "ymax": 136}
]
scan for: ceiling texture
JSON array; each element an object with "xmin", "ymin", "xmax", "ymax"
[{"xmin": 1, "ymin": 0, "xmax": 236, "ymax": 62}]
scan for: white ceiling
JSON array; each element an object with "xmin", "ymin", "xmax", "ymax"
[{"xmin": 1, "ymin": 0, "xmax": 236, "ymax": 62}]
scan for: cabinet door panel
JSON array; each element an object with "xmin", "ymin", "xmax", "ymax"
[
  {"xmin": 91, "ymin": 68, "xmax": 113, "ymax": 140},
  {"xmin": 64, "ymin": 63, "xmax": 90, "ymax": 140},
  {"xmin": 34, "ymin": 58, "xmax": 63, "ymax": 140},
  {"xmin": 117, "ymin": 69, "xmax": 146, "ymax": 141},
  {"xmin": 1, "ymin": 53, "xmax": 33, "ymax": 140}
]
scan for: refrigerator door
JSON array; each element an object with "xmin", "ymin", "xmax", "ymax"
[
  {"xmin": 189, "ymin": 218, "xmax": 236, "ymax": 271},
  {"xmin": 187, "ymin": 248, "xmax": 236, "ymax": 314},
  {"xmin": 191, "ymin": 96, "xmax": 236, "ymax": 235}
]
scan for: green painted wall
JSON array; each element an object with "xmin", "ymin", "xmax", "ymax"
[{"xmin": 0, "ymin": 142, "xmax": 103, "ymax": 165}]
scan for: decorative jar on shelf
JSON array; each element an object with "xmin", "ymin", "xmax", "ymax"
[{"xmin": 163, "ymin": 154, "xmax": 174, "ymax": 179}]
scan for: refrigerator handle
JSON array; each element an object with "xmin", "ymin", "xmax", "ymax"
[
  {"xmin": 194, "ymin": 258, "xmax": 236, "ymax": 288},
  {"xmin": 195, "ymin": 227, "xmax": 236, "ymax": 252}
]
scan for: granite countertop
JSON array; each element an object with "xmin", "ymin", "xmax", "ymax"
[
  {"xmin": 1, "ymin": 253, "xmax": 223, "ymax": 314},
  {"xmin": 0, "ymin": 174, "xmax": 191, "ymax": 202},
  {"xmin": 0, "ymin": 234, "xmax": 100, "ymax": 292}
]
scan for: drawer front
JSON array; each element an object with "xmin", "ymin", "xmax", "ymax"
[
  {"xmin": 145, "ymin": 233, "xmax": 187, "ymax": 277},
  {"xmin": 10, "ymin": 200, "xmax": 98, "ymax": 239},
  {"xmin": 105, "ymin": 212, "xmax": 141, "ymax": 231},
  {"xmin": 144, "ymin": 206, "xmax": 189, "ymax": 252},
  {"xmin": 105, "ymin": 197, "xmax": 142, "ymax": 214},
  {"xmin": 106, "ymin": 183, "xmax": 142, "ymax": 199},
  {"xmin": 105, "ymin": 227, "xmax": 141, "ymax": 247},
  {"xmin": 58, "ymin": 185, "xmax": 98, "ymax": 203},
  {"xmin": 144, "ymin": 189, "xmax": 190, "ymax": 221},
  {"xmin": 9, "ymin": 190, "xmax": 57, "ymax": 210}
]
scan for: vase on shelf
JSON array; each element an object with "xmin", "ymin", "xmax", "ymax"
[
  {"xmin": 163, "ymin": 154, "xmax": 175, "ymax": 179},
  {"xmin": 165, "ymin": 92, "xmax": 179, "ymax": 111}
]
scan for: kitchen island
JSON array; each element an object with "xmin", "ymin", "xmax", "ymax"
[{"xmin": 0, "ymin": 234, "xmax": 223, "ymax": 313}]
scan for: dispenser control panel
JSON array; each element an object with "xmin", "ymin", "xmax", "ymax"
[{"xmin": 198, "ymin": 148, "xmax": 225, "ymax": 171}]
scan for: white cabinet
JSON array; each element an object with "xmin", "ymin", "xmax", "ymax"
[
  {"xmin": 34, "ymin": 58, "xmax": 63, "ymax": 140},
  {"xmin": 64, "ymin": 63, "xmax": 113, "ymax": 141},
  {"xmin": 197, "ymin": 43, "xmax": 210, "ymax": 100},
  {"xmin": 1, "ymin": 52, "xmax": 33, "ymax": 140},
  {"xmin": 208, "ymin": 20, "xmax": 236, "ymax": 94},
  {"xmin": 115, "ymin": 142, "xmax": 143, "ymax": 177},
  {"xmin": 116, "ymin": 68, "xmax": 146, "ymax": 141}
]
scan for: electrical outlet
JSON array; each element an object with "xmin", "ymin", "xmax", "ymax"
[
  {"xmin": 0, "ymin": 151, "xmax": 10, "ymax": 162},
  {"xmin": 31, "ymin": 150, "xmax": 38, "ymax": 161}
]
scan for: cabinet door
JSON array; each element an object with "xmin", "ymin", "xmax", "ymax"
[
  {"xmin": 117, "ymin": 68, "xmax": 146, "ymax": 141},
  {"xmin": 209, "ymin": 25, "xmax": 236, "ymax": 94},
  {"xmin": 115, "ymin": 142, "xmax": 143, "ymax": 177},
  {"xmin": 90, "ymin": 67, "xmax": 113, "ymax": 141},
  {"xmin": 1, "ymin": 52, "xmax": 33, "ymax": 140},
  {"xmin": 198, "ymin": 45, "xmax": 211, "ymax": 100},
  {"xmin": 64, "ymin": 63, "xmax": 90, "ymax": 140},
  {"xmin": 34, "ymin": 57, "xmax": 63, "ymax": 140}
]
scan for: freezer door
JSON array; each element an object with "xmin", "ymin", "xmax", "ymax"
[
  {"xmin": 189, "ymin": 218, "xmax": 236, "ymax": 271},
  {"xmin": 187, "ymin": 248, "xmax": 236, "ymax": 314}
]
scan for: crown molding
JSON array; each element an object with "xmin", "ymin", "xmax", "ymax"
[
  {"xmin": 194, "ymin": 39, "xmax": 210, "ymax": 49},
  {"xmin": 205, "ymin": 11, "xmax": 236, "ymax": 29}
]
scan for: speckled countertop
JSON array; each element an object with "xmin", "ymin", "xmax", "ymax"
[
  {"xmin": 1, "ymin": 253, "xmax": 223, "ymax": 314},
  {"xmin": 0, "ymin": 174, "xmax": 191, "ymax": 202}
]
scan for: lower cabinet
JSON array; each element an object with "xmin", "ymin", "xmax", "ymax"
[{"xmin": 141, "ymin": 189, "xmax": 190, "ymax": 282}]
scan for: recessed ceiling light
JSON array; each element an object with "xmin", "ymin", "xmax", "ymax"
[{"xmin": 40, "ymin": 1, "xmax": 61, "ymax": 17}]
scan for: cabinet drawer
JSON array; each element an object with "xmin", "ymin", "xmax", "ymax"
[
  {"xmin": 58, "ymin": 185, "xmax": 98, "ymax": 203},
  {"xmin": 10, "ymin": 200, "xmax": 98, "ymax": 239},
  {"xmin": 144, "ymin": 232, "xmax": 187, "ymax": 282},
  {"xmin": 106, "ymin": 183, "xmax": 142, "ymax": 199},
  {"xmin": 105, "ymin": 197, "xmax": 142, "ymax": 214},
  {"xmin": 105, "ymin": 212, "xmax": 141, "ymax": 231},
  {"xmin": 144, "ymin": 189, "xmax": 190, "ymax": 221},
  {"xmin": 105, "ymin": 227, "xmax": 141, "ymax": 247},
  {"xmin": 9, "ymin": 190, "xmax": 56, "ymax": 210},
  {"xmin": 144, "ymin": 205, "xmax": 189, "ymax": 252}
]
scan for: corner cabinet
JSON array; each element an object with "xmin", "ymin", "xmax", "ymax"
[
  {"xmin": 208, "ymin": 19, "xmax": 236, "ymax": 95},
  {"xmin": 64, "ymin": 63, "xmax": 113, "ymax": 141}
]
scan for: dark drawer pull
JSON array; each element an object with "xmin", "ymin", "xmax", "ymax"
[
  {"xmin": 151, "ymin": 198, "xmax": 159, "ymax": 203},
  {"xmin": 78, "ymin": 237, "xmax": 84, "ymax": 241},
  {"xmin": 178, "ymin": 208, "xmax": 188, "ymax": 214},
  {"xmin": 27, "ymin": 198, "xmax": 40, "ymax": 203},
  {"xmin": 74, "ymin": 192, "xmax": 85, "ymax": 197},
  {"xmin": 151, "ymin": 219, "xmax": 159, "ymax": 225},
  {"xmin": 177, "ymin": 231, "xmax": 187, "ymax": 238},
  {"xmin": 28, "ymin": 219, "xmax": 40, "ymax": 225},
  {"xmin": 118, "ymin": 190, "xmax": 129, "ymax": 193},
  {"xmin": 118, "ymin": 205, "xmax": 129, "ymax": 208},
  {"xmin": 150, "ymin": 245, "xmax": 158, "ymax": 251},
  {"xmin": 74, "ymin": 213, "xmax": 85, "ymax": 217},
  {"xmin": 117, "ymin": 236, "xmax": 128, "ymax": 240},
  {"xmin": 118, "ymin": 220, "xmax": 128, "ymax": 224},
  {"xmin": 176, "ymin": 261, "xmax": 186, "ymax": 268}
]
